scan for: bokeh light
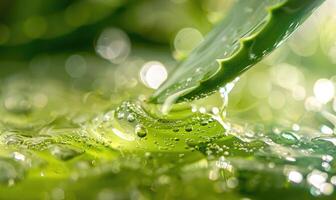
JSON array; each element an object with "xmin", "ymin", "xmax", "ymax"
[
  {"xmin": 65, "ymin": 55, "xmax": 87, "ymax": 78},
  {"xmin": 140, "ymin": 61, "xmax": 168, "ymax": 89},
  {"xmin": 95, "ymin": 28, "xmax": 131, "ymax": 64},
  {"xmin": 313, "ymin": 79, "xmax": 335, "ymax": 104},
  {"xmin": 174, "ymin": 27, "xmax": 203, "ymax": 59}
]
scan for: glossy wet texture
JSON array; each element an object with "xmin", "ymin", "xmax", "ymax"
[{"xmin": 0, "ymin": 78, "xmax": 336, "ymax": 200}]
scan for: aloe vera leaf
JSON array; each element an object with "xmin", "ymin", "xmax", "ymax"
[{"xmin": 150, "ymin": 0, "xmax": 325, "ymax": 104}]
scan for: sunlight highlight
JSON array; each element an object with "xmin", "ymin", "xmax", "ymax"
[
  {"xmin": 314, "ymin": 79, "xmax": 335, "ymax": 104},
  {"xmin": 140, "ymin": 61, "xmax": 168, "ymax": 89}
]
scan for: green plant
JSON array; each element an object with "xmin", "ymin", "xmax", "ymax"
[{"xmin": 150, "ymin": 0, "xmax": 324, "ymax": 104}]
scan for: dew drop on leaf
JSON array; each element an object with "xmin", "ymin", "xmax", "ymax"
[
  {"xmin": 200, "ymin": 120, "xmax": 209, "ymax": 126},
  {"xmin": 279, "ymin": 131, "xmax": 299, "ymax": 145},
  {"xmin": 173, "ymin": 128, "xmax": 179, "ymax": 132},
  {"xmin": 49, "ymin": 145, "xmax": 83, "ymax": 161},
  {"xmin": 127, "ymin": 114, "xmax": 135, "ymax": 122},
  {"xmin": 135, "ymin": 124, "xmax": 147, "ymax": 138},
  {"xmin": 117, "ymin": 111, "xmax": 125, "ymax": 120},
  {"xmin": 185, "ymin": 125, "xmax": 193, "ymax": 132}
]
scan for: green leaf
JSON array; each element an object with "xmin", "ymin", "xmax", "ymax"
[{"xmin": 150, "ymin": 0, "xmax": 325, "ymax": 104}]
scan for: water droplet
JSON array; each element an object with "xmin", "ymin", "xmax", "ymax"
[
  {"xmin": 144, "ymin": 152, "xmax": 152, "ymax": 158},
  {"xmin": 219, "ymin": 78, "xmax": 240, "ymax": 117},
  {"xmin": 249, "ymin": 53, "xmax": 257, "ymax": 60},
  {"xmin": 200, "ymin": 120, "xmax": 209, "ymax": 126},
  {"xmin": 279, "ymin": 131, "xmax": 299, "ymax": 145},
  {"xmin": 322, "ymin": 162, "xmax": 331, "ymax": 171},
  {"xmin": 12, "ymin": 152, "xmax": 25, "ymax": 162},
  {"xmin": 320, "ymin": 125, "xmax": 334, "ymax": 135},
  {"xmin": 49, "ymin": 145, "xmax": 83, "ymax": 161},
  {"xmin": 127, "ymin": 114, "xmax": 135, "ymax": 122},
  {"xmin": 117, "ymin": 112, "xmax": 125, "ymax": 120},
  {"xmin": 312, "ymin": 136, "xmax": 336, "ymax": 147},
  {"xmin": 185, "ymin": 125, "xmax": 193, "ymax": 132},
  {"xmin": 135, "ymin": 124, "xmax": 147, "ymax": 138}
]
